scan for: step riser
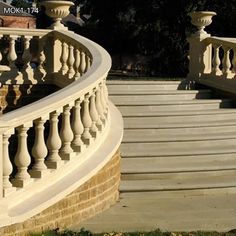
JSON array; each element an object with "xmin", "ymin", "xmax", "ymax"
[
  {"xmin": 122, "ymin": 170, "xmax": 236, "ymax": 180},
  {"xmin": 121, "ymin": 139, "xmax": 236, "ymax": 157},
  {"xmin": 109, "ymin": 93, "xmax": 211, "ymax": 101},
  {"xmin": 123, "ymin": 129, "xmax": 236, "ymax": 142},
  {"xmin": 121, "ymin": 155, "xmax": 236, "ymax": 174},
  {"xmin": 108, "ymin": 84, "xmax": 182, "ymax": 91},
  {"xmin": 124, "ymin": 115, "xmax": 236, "ymax": 128},
  {"xmin": 118, "ymin": 102, "xmax": 232, "ymax": 114}
]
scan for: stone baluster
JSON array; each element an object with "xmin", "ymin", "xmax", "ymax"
[
  {"xmin": 99, "ymin": 82, "xmax": 108, "ymax": 117},
  {"xmin": 71, "ymin": 98, "xmax": 84, "ymax": 152},
  {"xmin": 37, "ymin": 36, "xmax": 46, "ymax": 74},
  {"xmin": 7, "ymin": 35, "xmax": 18, "ymax": 72},
  {"xmin": 79, "ymin": 51, "xmax": 86, "ymax": 76},
  {"xmin": 59, "ymin": 105, "xmax": 74, "ymax": 160},
  {"xmin": 46, "ymin": 111, "xmax": 62, "ymax": 169},
  {"xmin": 0, "ymin": 35, "xmax": 2, "ymax": 65},
  {"xmin": 96, "ymin": 85, "xmax": 106, "ymax": 124},
  {"xmin": 103, "ymin": 78, "xmax": 109, "ymax": 109},
  {"xmin": 30, "ymin": 118, "xmax": 48, "ymax": 178},
  {"xmin": 66, "ymin": 44, "xmax": 75, "ymax": 78},
  {"xmin": 85, "ymin": 54, "xmax": 91, "ymax": 72},
  {"xmin": 73, "ymin": 48, "xmax": 81, "ymax": 80},
  {"xmin": 89, "ymin": 89, "xmax": 99, "ymax": 136},
  {"xmin": 232, "ymin": 48, "xmax": 236, "ymax": 74},
  {"xmin": 2, "ymin": 130, "xmax": 14, "ymax": 195},
  {"xmin": 60, "ymin": 41, "xmax": 68, "ymax": 75},
  {"xmin": 94, "ymin": 87, "xmax": 103, "ymax": 131},
  {"xmin": 22, "ymin": 36, "xmax": 32, "ymax": 72},
  {"xmin": 222, "ymin": 46, "xmax": 232, "ymax": 77},
  {"xmin": 82, "ymin": 93, "xmax": 92, "ymax": 144},
  {"xmin": 12, "ymin": 125, "xmax": 32, "ymax": 187},
  {"xmin": 212, "ymin": 44, "xmax": 222, "ymax": 76}
]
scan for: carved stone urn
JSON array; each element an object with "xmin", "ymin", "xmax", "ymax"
[
  {"xmin": 41, "ymin": 0, "xmax": 74, "ymax": 29},
  {"xmin": 189, "ymin": 11, "xmax": 216, "ymax": 35}
]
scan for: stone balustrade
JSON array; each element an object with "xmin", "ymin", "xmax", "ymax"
[
  {"xmin": 188, "ymin": 11, "xmax": 236, "ymax": 92},
  {"xmin": 0, "ymin": 25, "xmax": 122, "ymax": 230}
]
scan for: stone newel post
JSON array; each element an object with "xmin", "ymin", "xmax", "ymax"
[
  {"xmin": 187, "ymin": 11, "xmax": 216, "ymax": 80},
  {"xmin": 41, "ymin": 1, "xmax": 74, "ymax": 73}
]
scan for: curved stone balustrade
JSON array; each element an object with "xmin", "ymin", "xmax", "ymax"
[{"xmin": 0, "ymin": 27, "xmax": 123, "ymax": 229}]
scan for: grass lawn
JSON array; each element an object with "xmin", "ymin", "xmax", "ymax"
[{"xmin": 31, "ymin": 229, "xmax": 236, "ymax": 236}]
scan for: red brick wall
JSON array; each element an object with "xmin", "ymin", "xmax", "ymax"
[{"xmin": 0, "ymin": 15, "xmax": 36, "ymax": 28}]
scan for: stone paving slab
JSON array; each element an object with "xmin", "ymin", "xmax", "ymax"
[{"xmin": 70, "ymin": 191, "xmax": 236, "ymax": 233}]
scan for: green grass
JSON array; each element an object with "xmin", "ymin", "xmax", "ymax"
[{"xmin": 30, "ymin": 229, "xmax": 236, "ymax": 236}]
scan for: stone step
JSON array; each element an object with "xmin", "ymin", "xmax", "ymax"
[
  {"xmin": 123, "ymin": 129, "xmax": 236, "ymax": 142},
  {"xmin": 107, "ymin": 80, "xmax": 187, "ymax": 91},
  {"xmin": 115, "ymin": 99, "xmax": 232, "ymax": 113},
  {"xmin": 122, "ymin": 108, "xmax": 236, "ymax": 117},
  {"xmin": 120, "ymin": 169, "xmax": 236, "ymax": 192},
  {"xmin": 121, "ymin": 139, "xmax": 236, "ymax": 157},
  {"xmin": 121, "ymin": 154, "xmax": 236, "ymax": 174},
  {"xmin": 109, "ymin": 90, "xmax": 211, "ymax": 100},
  {"xmin": 124, "ymin": 115, "xmax": 236, "ymax": 129}
]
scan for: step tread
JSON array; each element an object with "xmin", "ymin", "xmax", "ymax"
[
  {"xmin": 120, "ymin": 170, "xmax": 236, "ymax": 192},
  {"xmin": 108, "ymin": 90, "xmax": 210, "ymax": 95},
  {"xmin": 121, "ymin": 155, "xmax": 236, "ymax": 173},
  {"xmin": 107, "ymin": 80, "xmax": 182, "ymax": 85},
  {"xmin": 122, "ymin": 108, "xmax": 236, "ymax": 116}
]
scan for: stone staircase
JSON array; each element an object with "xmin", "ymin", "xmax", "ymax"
[{"xmin": 107, "ymin": 80, "xmax": 236, "ymax": 192}]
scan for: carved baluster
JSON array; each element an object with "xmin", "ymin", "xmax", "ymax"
[
  {"xmin": 96, "ymin": 85, "xmax": 105, "ymax": 124},
  {"xmin": 67, "ymin": 44, "xmax": 75, "ymax": 78},
  {"xmin": 85, "ymin": 54, "xmax": 91, "ymax": 72},
  {"xmin": 79, "ymin": 51, "xmax": 86, "ymax": 76},
  {"xmin": 60, "ymin": 41, "xmax": 68, "ymax": 75},
  {"xmin": 94, "ymin": 87, "xmax": 103, "ymax": 131},
  {"xmin": 37, "ymin": 37, "xmax": 46, "ymax": 74},
  {"xmin": 7, "ymin": 35, "xmax": 18, "ymax": 72},
  {"xmin": 89, "ymin": 89, "xmax": 99, "ymax": 137},
  {"xmin": 12, "ymin": 125, "xmax": 32, "ymax": 187},
  {"xmin": 222, "ymin": 46, "xmax": 232, "ymax": 78},
  {"xmin": 46, "ymin": 111, "xmax": 62, "ymax": 169},
  {"xmin": 73, "ymin": 48, "xmax": 81, "ymax": 80},
  {"xmin": 71, "ymin": 98, "xmax": 84, "ymax": 152},
  {"xmin": 232, "ymin": 48, "xmax": 236, "ymax": 75},
  {"xmin": 2, "ymin": 130, "xmax": 14, "ymax": 195},
  {"xmin": 99, "ymin": 82, "xmax": 107, "ymax": 117},
  {"xmin": 82, "ymin": 93, "xmax": 92, "ymax": 144},
  {"xmin": 103, "ymin": 78, "xmax": 109, "ymax": 110},
  {"xmin": 212, "ymin": 44, "xmax": 222, "ymax": 76},
  {"xmin": 59, "ymin": 105, "xmax": 74, "ymax": 160},
  {"xmin": 22, "ymin": 36, "xmax": 32, "ymax": 72},
  {"xmin": 0, "ymin": 35, "xmax": 2, "ymax": 65},
  {"xmin": 30, "ymin": 118, "xmax": 48, "ymax": 178}
]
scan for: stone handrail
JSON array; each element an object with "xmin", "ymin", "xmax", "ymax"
[{"xmin": 0, "ymin": 27, "xmax": 123, "ymax": 228}]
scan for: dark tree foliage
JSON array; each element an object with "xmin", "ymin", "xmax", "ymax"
[
  {"xmin": 11, "ymin": 0, "xmax": 31, "ymax": 9},
  {"xmin": 74, "ymin": 0, "xmax": 236, "ymax": 77}
]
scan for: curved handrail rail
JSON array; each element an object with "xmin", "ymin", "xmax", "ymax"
[{"xmin": 0, "ymin": 30, "xmax": 111, "ymax": 128}]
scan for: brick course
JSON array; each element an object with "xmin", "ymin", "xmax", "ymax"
[{"xmin": 0, "ymin": 150, "xmax": 121, "ymax": 236}]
